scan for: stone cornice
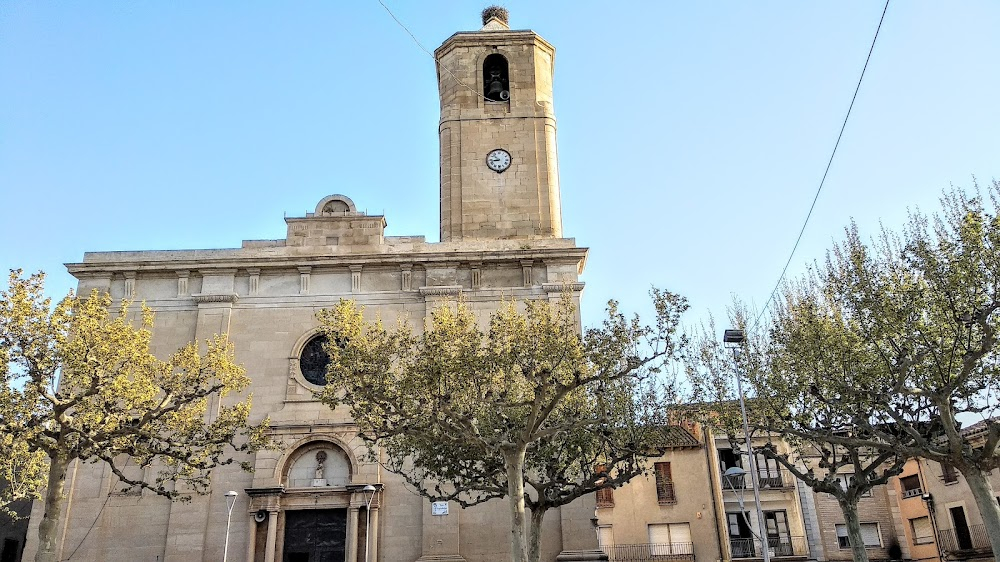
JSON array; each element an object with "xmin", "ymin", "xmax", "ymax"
[
  {"xmin": 66, "ymin": 246, "xmax": 588, "ymax": 276},
  {"xmin": 435, "ymin": 29, "xmax": 554, "ymax": 57},
  {"xmin": 245, "ymin": 486, "xmax": 285, "ymax": 497}
]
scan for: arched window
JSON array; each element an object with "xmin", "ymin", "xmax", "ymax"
[
  {"xmin": 299, "ymin": 334, "xmax": 331, "ymax": 386},
  {"xmin": 483, "ymin": 53, "xmax": 510, "ymax": 102}
]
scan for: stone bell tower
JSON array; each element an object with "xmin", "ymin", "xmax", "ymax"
[{"xmin": 436, "ymin": 7, "xmax": 563, "ymax": 242}]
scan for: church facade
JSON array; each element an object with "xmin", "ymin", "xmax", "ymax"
[{"xmin": 23, "ymin": 10, "xmax": 603, "ymax": 562}]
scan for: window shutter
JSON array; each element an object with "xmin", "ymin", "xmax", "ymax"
[
  {"xmin": 669, "ymin": 523, "xmax": 693, "ymax": 553},
  {"xmin": 911, "ymin": 517, "xmax": 933, "ymax": 544},
  {"xmin": 648, "ymin": 524, "xmax": 672, "ymax": 556},
  {"xmin": 860, "ymin": 523, "xmax": 881, "ymax": 547},
  {"xmin": 941, "ymin": 463, "xmax": 959, "ymax": 483},
  {"xmin": 654, "ymin": 462, "xmax": 675, "ymax": 503},
  {"xmin": 648, "ymin": 524, "xmax": 671, "ymax": 544},
  {"xmin": 598, "ymin": 526, "xmax": 614, "ymax": 547},
  {"xmin": 596, "ymin": 487, "xmax": 614, "ymax": 507}
]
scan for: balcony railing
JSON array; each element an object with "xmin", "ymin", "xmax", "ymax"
[
  {"xmin": 939, "ymin": 524, "xmax": 992, "ymax": 554},
  {"xmin": 722, "ymin": 469, "xmax": 795, "ymax": 490},
  {"xmin": 730, "ymin": 536, "xmax": 808, "ymax": 559},
  {"xmin": 601, "ymin": 543, "xmax": 694, "ymax": 561}
]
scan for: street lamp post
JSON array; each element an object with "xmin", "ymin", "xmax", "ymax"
[
  {"xmin": 724, "ymin": 467, "xmax": 772, "ymax": 557},
  {"xmin": 224, "ymin": 490, "xmax": 238, "ymax": 562},
  {"xmin": 724, "ymin": 329, "xmax": 770, "ymax": 562},
  {"xmin": 363, "ymin": 484, "xmax": 377, "ymax": 562}
]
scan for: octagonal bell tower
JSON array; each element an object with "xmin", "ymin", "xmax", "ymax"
[{"xmin": 436, "ymin": 7, "xmax": 563, "ymax": 242}]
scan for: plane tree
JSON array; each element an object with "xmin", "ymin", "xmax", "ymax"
[
  {"xmin": 689, "ymin": 180, "xmax": 1000, "ymax": 560},
  {"xmin": 0, "ymin": 271, "xmax": 271, "ymax": 562},
  {"xmin": 685, "ymin": 306, "xmax": 907, "ymax": 562},
  {"xmin": 316, "ymin": 291, "xmax": 688, "ymax": 562},
  {"xmin": 818, "ymin": 182, "xmax": 1000, "ymax": 557}
]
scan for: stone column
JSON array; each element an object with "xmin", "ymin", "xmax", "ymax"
[
  {"xmin": 368, "ymin": 507, "xmax": 380, "ymax": 562},
  {"xmin": 246, "ymin": 518, "xmax": 257, "ymax": 562},
  {"xmin": 347, "ymin": 506, "xmax": 360, "ymax": 562},
  {"xmin": 264, "ymin": 511, "xmax": 278, "ymax": 562}
]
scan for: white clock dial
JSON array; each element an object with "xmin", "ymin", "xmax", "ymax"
[{"xmin": 486, "ymin": 148, "xmax": 511, "ymax": 173}]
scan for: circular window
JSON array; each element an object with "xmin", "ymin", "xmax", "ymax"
[{"xmin": 299, "ymin": 334, "xmax": 331, "ymax": 386}]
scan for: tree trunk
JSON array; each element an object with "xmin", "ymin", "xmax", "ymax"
[
  {"xmin": 960, "ymin": 465, "xmax": 1000, "ymax": 557},
  {"xmin": 527, "ymin": 506, "xmax": 547, "ymax": 562},
  {"xmin": 838, "ymin": 497, "xmax": 870, "ymax": 562},
  {"xmin": 35, "ymin": 453, "xmax": 70, "ymax": 562},
  {"xmin": 502, "ymin": 445, "xmax": 529, "ymax": 562}
]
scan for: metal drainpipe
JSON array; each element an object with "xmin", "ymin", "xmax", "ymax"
[{"xmin": 916, "ymin": 459, "xmax": 945, "ymax": 562}]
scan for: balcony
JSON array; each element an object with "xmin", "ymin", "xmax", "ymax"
[
  {"xmin": 722, "ymin": 469, "xmax": 795, "ymax": 490},
  {"xmin": 939, "ymin": 524, "xmax": 992, "ymax": 557},
  {"xmin": 601, "ymin": 543, "xmax": 694, "ymax": 562},
  {"xmin": 730, "ymin": 536, "xmax": 809, "ymax": 560}
]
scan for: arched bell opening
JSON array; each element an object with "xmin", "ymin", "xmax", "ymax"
[{"xmin": 483, "ymin": 53, "xmax": 510, "ymax": 102}]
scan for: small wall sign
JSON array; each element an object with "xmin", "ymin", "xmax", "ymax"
[{"xmin": 431, "ymin": 501, "xmax": 449, "ymax": 516}]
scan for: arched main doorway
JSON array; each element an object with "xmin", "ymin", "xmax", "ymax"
[{"xmin": 247, "ymin": 438, "xmax": 380, "ymax": 562}]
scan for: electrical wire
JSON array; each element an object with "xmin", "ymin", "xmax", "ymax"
[
  {"xmin": 751, "ymin": 0, "xmax": 891, "ymax": 331},
  {"xmin": 376, "ymin": 0, "xmax": 492, "ymax": 103},
  {"xmin": 62, "ymin": 457, "xmax": 133, "ymax": 561}
]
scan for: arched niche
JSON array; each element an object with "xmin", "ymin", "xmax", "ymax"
[{"xmin": 281, "ymin": 439, "xmax": 353, "ymax": 489}]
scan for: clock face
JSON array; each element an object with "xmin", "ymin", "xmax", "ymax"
[{"xmin": 486, "ymin": 149, "xmax": 512, "ymax": 173}]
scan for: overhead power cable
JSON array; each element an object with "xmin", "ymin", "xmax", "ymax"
[
  {"xmin": 376, "ymin": 0, "xmax": 491, "ymax": 103},
  {"xmin": 752, "ymin": 0, "xmax": 891, "ymax": 330}
]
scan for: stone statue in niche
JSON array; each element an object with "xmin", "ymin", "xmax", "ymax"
[{"xmin": 311, "ymin": 450, "xmax": 328, "ymax": 487}]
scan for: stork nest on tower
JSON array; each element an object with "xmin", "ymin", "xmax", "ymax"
[{"xmin": 482, "ymin": 5, "xmax": 509, "ymax": 26}]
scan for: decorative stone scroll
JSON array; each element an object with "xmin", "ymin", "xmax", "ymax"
[
  {"xmin": 192, "ymin": 293, "xmax": 239, "ymax": 304},
  {"xmin": 542, "ymin": 282, "xmax": 586, "ymax": 294},
  {"xmin": 418, "ymin": 286, "xmax": 463, "ymax": 297}
]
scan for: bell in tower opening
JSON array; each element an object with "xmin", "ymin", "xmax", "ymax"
[{"xmin": 483, "ymin": 53, "xmax": 509, "ymax": 102}]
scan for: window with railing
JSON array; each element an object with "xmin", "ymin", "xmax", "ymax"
[
  {"xmin": 648, "ymin": 523, "xmax": 692, "ymax": 557},
  {"xmin": 728, "ymin": 536, "xmax": 808, "ymax": 558},
  {"xmin": 939, "ymin": 522, "xmax": 991, "ymax": 552},
  {"xmin": 900, "ymin": 474, "xmax": 923, "ymax": 498},
  {"xmin": 602, "ymin": 542, "xmax": 695, "ymax": 561},
  {"xmin": 655, "ymin": 462, "xmax": 676, "ymax": 504}
]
